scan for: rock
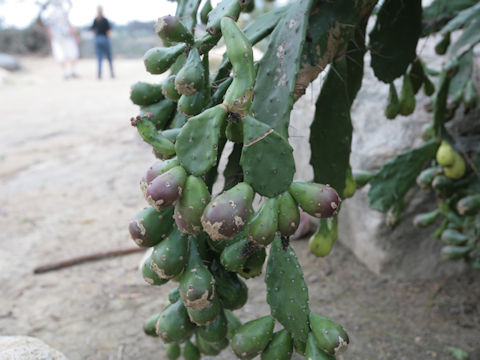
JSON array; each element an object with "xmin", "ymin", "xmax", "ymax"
[
  {"xmin": 0, "ymin": 53, "xmax": 21, "ymax": 71},
  {"xmin": 0, "ymin": 336, "xmax": 68, "ymax": 360}
]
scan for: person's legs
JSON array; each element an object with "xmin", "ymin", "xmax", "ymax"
[
  {"xmin": 94, "ymin": 36, "xmax": 103, "ymax": 79},
  {"xmin": 104, "ymin": 38, "xmax": 114, "ymax": 78}
]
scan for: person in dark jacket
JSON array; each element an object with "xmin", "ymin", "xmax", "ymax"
[{"xmin": 90, "ymin": 6, "xmax": 114, "ymax": 79}]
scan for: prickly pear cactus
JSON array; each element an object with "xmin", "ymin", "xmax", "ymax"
[{"xmin": 126, "ymin": 0, "xmax": 480, "ymax": 358}]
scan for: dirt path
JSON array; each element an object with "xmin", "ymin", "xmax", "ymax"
[{"xmin": 0, "ymin": 58, "xmax": 479, "ymax": 360}]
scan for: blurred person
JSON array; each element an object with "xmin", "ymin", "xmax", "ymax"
[
  {"xmin": 90, "ymin": 6, "xmax": 114, "ymax": 79},
  {"xmin": 41, "ymin": 0, "xmax": 79, "ymax": 79}
]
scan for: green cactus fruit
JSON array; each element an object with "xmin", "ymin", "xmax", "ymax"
[
  {"xmin": 177, "ymin": 91, "xmax": 207, "ymax": 117},
  {"xmin": 309, "ymin": 218, "xmax": 338, "ymax": 257},
  {"xmin": 220, "ymin": 238, "xmax": 252, "ymax": 273},
  {"xmin": 179, "ymin": 238, "xmax": 215, "ymax": 310},
  {"xmin": 221, "ymin": 17, "xmax": 255, "ymax": 116},
  {"xmin": 161, "ymin": 75, "xmax": 181, "ymax": 101},
  {"xmin": 145, "ymin": 166, "xmax": 186, "ymax": 211},
  {"xmin": 184, "ymin": 340, "xmax": 201, "ymax": 360},
  {"xmin": 463, "ymin": 80, "xmax": 478, "ymax": 108},
  {"xmin": 241, "ymin": 116, "xmax": 295, "ymax": 197},
  {"xmin": 305, "ymin": 332, "xmax": 336, "ymax": 360},
  {"xmin": 200, "ymin": 0, "xmax": 212, "ymax": 25},
  {"xmin": 434, "ymin": 32, "xmax": 450, "ymax": 55},
  {"xmin": 166, "ymin": 343, "xmax": 181, "ymax": 360},
  {"xmin": 176, "ymin": 105, "xmax": 227, "ymax": 176},
  {"xmin": 238, "ymin": 247, "xmax": 266, "ymax": 279},
  {"xmin": 444, "ymin": 152, "xmax": 466, "ymax": 180},
  {"xmin": 197, "ymin": 311, "xmax": 228, "ymax": 342},
  {"xmin": 144, "ymin": 313, "xmax": 161, "ymax": 336},
  {"xmin": 421, "ymin": 122, "xmax": 434, "ymax": 141},
  {"xmin": 187, "ymin": 294, "xmax": 222, "ymax": 325},
  {"xmin": 128, "ymin": 206, "xmax": 174, "ymax": 247},
  {"xmin": 225, "ymin": 121, "xmax": 244, "ymax": 143},
  {"xmin": 416, "ymin": 166, "xmax": 442, "ymax": 189},
  {"xmin": 408, "ymin": 58, "xmax": 425, "ymax": 95},
  {"xmin": 174, "ymin": 176, "xmax": 211, "ymax": 235},
  {"xmin": 384, "ymin": 83, "xmax": 400, "ymax": 119},
  {"xmin": 246, "ymin": 198, "xmax": 278, "ymax": 247},
  {"xmin": 244, "ymin": 0, "xmax": 254, "ymax": 13},
  {"xmin": 413, "ymin": 209, "xmax": 441, "ymax": 228},
  {"xmin": 399, "ymin": 74, "xmax": 416, "ymax": 116},
  {"xmin": 343, "ymin": 167, "xmax": 356, "ymax": 199},
  {"xmin": 170, "ymin": 112, "xmax": 189, "ymax": 129},
  {"xmin": 195, "ymin": 32, "xmax": 222, "ymax": 55},
  {"xmin": 139, "ymin": 99, "xmax": 176, "ymax": 130},
  {"xmin": 441, "ymin": 229, "xmax": 468, "ymax": 246},
  {"xmin": 155, "ymin": 15, "xmax": 194, "ymax": 45},
  {"xmin": 457, "ymin": 194, "xmax": 480, "ymax": 216},
  {"xmin": 130, "ymin": 82, "xmax": 164, "ymax": 106},
  {"xmin": 231, "ymin": 315, "xmax": 275, "ymax": 359},
  {"xmin": 162, "ymin": 128, "xmax": 181, "ymax": 143},
  {"xmin": 142, "ymin": 256, "xmax": 169, "ymax": 286},
  {"xmin": 150, "ymin": 228, "xmax": 189, "ymax": 279},
  {"xmin": 261, "ymin": 329, "xmax": 293, "ymax": 360},
  {"xmin": 207, "ymin": 236, "xmax": 237, "ymax": 253},
  {"xmin": 212, "ymin": 260, "xmax": 248, "ymax": 310},
  {"xmin": 309, "ymin": 313, "xmax": 349, "ymax": 356},
  {"xmin": 144, "ymin": 43, "xmax": 186, "ymax": 74},
  {"xmin": 201, "ymin": 182, "xmax": 254, "ymax": 240},
  {"xmin": 423, "ymin": 75, "xmax": 435, "ymax": 96},
  {"xmin": 432, "ymin": 174, "xmax": 455, "ymax": 194},
  {"xmin": 206, "ymin": 0, "xmax": 241, "ymax": 36},
  {"xmin": 293, "ymin": 338, "xmax": 306, "ymax": 356},
  {"xmin": 175, "ymin": 48, "xmax": 204, "ymax": 96},
  {"xmin": 276, "ymin": 191, "xmax": 300, "ymax": 238},
  {"xmin": 441, "ymin": 245, "xmax": 471, "ymax": 260},
  {"xmin": 225, "ymin": 310, "xmax": 242, "ymax": 340},
  {"xmin": 195, "ymin": 333, "xmax": 229, "ymax": 356},
  {"xmin": 130, "ymin": 114, "xmax": 176, "ymax": 157},
  {"xmin": 351, "ymin": 170, "xmax": 374, "ymax": 188},
  {"xmin": 289, "ymin": 182, "xmax": 340, "ymax": 219},
  {"xmin": 168, "ymin": 287, "xmax": 181, "ymax": 304},
  {"xmin": 140, "ymin": 158, "xmax": 180, "ymax": 193},
  {"xmin": 155, "ymin": 300, "xmax": 196, "ymax": 343},
  {"xmin": 436, "ymin": 141, "xmax": 455, "ymax": 166}
]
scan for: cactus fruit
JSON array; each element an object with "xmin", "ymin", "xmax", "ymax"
[
  {"xmin": 174, "ymin": 176, "xmax": 211, "ymax": 235},
  {"xmin": 343, "ymin": 167, "xmax": 356, "ymax": 199},
  {"xmin": 206, "ymin": 0, "xmax": 241, "ymax": 36},
  {"xmin": 144, "ymin": 43, "xmax": 186, "ymax": 74},
  {"xmin": 220, "ymin": 238, "xmax": 252, "ymax": 273},
  {"xmin": 441, "ymin": 229, "xmax": 468, "ymax": 246},
  {"xmin": 130, "ymin": 82, "xmax": 164, "ymax": 106},
  {"xmin": 187, "ymin": 295, "xmax": 222, "ymax": 325},
  {"xmin": 241, "ymin": 116, "xmax": 296, "ymax": 197},
  {"xmin": 231, "ymin": 315, "xmax": 275, "ymax": 359},
  {"xmin": 155, "ymin": 300, "xmax": 196, "ymax": 343},
  {"xmin": 441, "ymin": 245, "xmax": 471, "ymax": 260},
  {"xmin": 200, "ymin": 0, "xmax": 212, "ymax": 25},
  {"xmin": 289, "ymin": 182, "xmax": 340, "ymax": 219},
  {"xmin": 238, "ymin": 246, "xmax": 266, "ymax": 279},
  {"xmin": 212, "ymin": 262, "xmax": 248, "ymax": 310},
  {"xmin": 309, "ymin": 218, "xmax": 338, "ymax": 257},
  {"xmin": 195, "ymin": 333, "xmax": 228, "ymax": 356},
  {"xmin": 413, "ymin": 209, "xmax": 441, "ymax": 228},
  {"xmin": 261, "ymin": 329, "xmax": 293, "ymax": 360},
  {"xmin": 145, "ymin": 166, "xmax": 186, "ymax": 211},
  {"xmin": 175, "ymin": 48, "xmax": 205, "ymax": 96},
  {"xmin": 142, "ymin": 256, "xmax": 169, "ymax": 286},
  {"xmin": 169, "ymin": 288, "xmax": 181, "ymax": 304},
  {"xmin": 161, "ymin": 75, "xmax": 181, "ymax": 101},
  {"xmin": 225, "ymin": 310, "xmax": 242, "ymax": 340},
  {"xmin": 130, "ymin": 114, "xmax": 176, "ymax": 157},
  {"xmin": 385, "ymin": 83, "xmax": 400, "ymax": 119},
  {"xmin": 399, "ymin": 74, "xmax": 416, "ymax": 116},
  {"xmin": 166, "ymin": 343, "xmax": 181, "ymax": 360},
  {"xmin": 245, "ymin": 198, "xmax": 278, "ymax": 247},
  {"xmin": 140, "ymin": 158, "xmax": 180, "ymax": 193},
  {"xmin": 129, "ymin": 206, "xmax": 174, "ymax": 247},
  {"xmin": 443, "ymin": 152, "xmax": 466, "ymax": 180},
  {"xmin": 457, "ymin": 194, "xmax": 480, "ymax": 216},
  {"xmin": 309, "ymin": 313, "xmax": 349, "ymax": 356},
  {"xmin": 150, "ymin": 228, "xmax": 189, "ymax": 279},
  {"xmin": 177, "ymin": 91, "xmax": 207, "ymax": 117},
  {"xmin": 293, "ymin": 338, "xmax": 307, "ymax": 356},
  {"xmin": 416, "ymin": 166, "xmax": 442, "ymax": 189},
  {"xmin": 139, "ymin": 99, "xmax": 175, "ymax": 130},
  {"xmin": 436, "ymin": 141, "xmax": 455, "ymax": 166},
  {"xmin": 179, "ymin": 238, "xmax": 216, "ymax": 310},
  {"xmin": 435, "ymin": 32, "xmax": 450, "ymax": 55},
  {"xmin": 305, "ymin": 332, "xmax": 336, "ymax": 360},
  {"xmin": 144, "ymin": 313, "xmax": 161, "ymax": 336},
  {"xmin": 276, "ymin": 191, "xmax": 300, "ymax": 238},
  {"xmin": 197, "ymin": 311, "xmax": 228, "ymax": 342},
  {"xmin": 464, "ymin": 80, "xmax": 478, "ymax": 108},
  {"xmin": 176, "ymin": 105, "xmax": 227, "ymax": 175},
  {"xmin": 155, "ymin": 15, "xmax": 194, "ymax": 45},
  {"xmin": 184, "ymin": 340, "xmax": 201, "ymax": 360},
  {"xmin": 352, "ymin": 169, "xmax": 375, "ymax": 188},
  {"xmin": 201, "ymin": 182, "xmax": 254, "ymax": 240}
]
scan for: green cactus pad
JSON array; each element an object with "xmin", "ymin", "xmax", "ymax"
[
  {"xmin": 175, "ymin": 0, "xmax": 201, "ymax": 31},
  {"xmin": 197, "ymin": 311, "xmax": 228, "ymax": 342},
  {"xmin": 369, "ymin": 0, "xmax": 422, "ymax": 83},
  {"xmin": 240, "ymin": 116, "xmax": 295, "ymax": 197},
  {"xmin": 305, "ymin": 332, "xmax": 336, "ymax": 360},
  {"xmin": 251, "ymin": 0, "xmax": 314, "ymax": 139},
  {"xmin": 139, "ymin": 99, "xmax": 176, "ymax": 130},
  {"xmin": 266, "ymin": 237, "xmax": 310, "ymax": 343},
  {"xmin": 367, "ymin": 140, "xmax": 438, "ymax": 212},
  {"xmin": 206, "ymin": 0, "xmax": 241, "ymax": 36},
  {"xmin": 141, "ymin": 256, "xmax": 169, "ymax": 286},
  {"xmin": 162, "ymin": 128, "xmax": 181, "ymax": 143},
  {"xmin": 352, "ymin": 169, "xmax": 374, "ymax": 188},
  {"xmin": 169, "ymin": 112, "xmax": 189, "ymax": 129},
  {"xmin": 154, "ymin": 15, "xmax": 194, "ymax": 44},
  {"xmin": 155, "ymin": 300, "xmax": 196, "ymax": 343},
  {"xmin": 225, "ymin": 310, "xmax": 242, "ymax": 340},
  {"xmin": 276, "ymin": 191, "xmax": 300, "ymax": 237},
  {"xmin": 200, "ymin": 0, "xmax": 212, "ymax": 25},
  {"xmin": 195, "ymin": 333, "xmax": 228, "ymax": 356},
  {"xmin": 176, "ymin": 105, "xmax": 227, "ymax": 176},
  {"xmin": 246, "ymin": 198, "xmax": 278, "ymax": 247},
  {"xmin": 175, "ymin": 48, "xmax": 204, "ymax": 96},
  {"xmin": 261, "ymin": 329, "xmax": 293, "ymax": 360},
  {"xmin": 128, "ymin": 206, "xmax": 174, "ymax": 247},
  {"xmin": 150, "ymin": 227, "xmax": 189, "ymax": 279},
  {"xmin": 208, "ymin": 77, "xmax": 233, "ymax": 108},
  {"xmin": 144, "ymin": 44, "xmax": 186, "ymax": 75},
  {"xmin": 131, "ymin": 114, "xmax": 176, "ymax": 157},
  {"xmin": 187, "ymin": 295, "xmax": 222, "ymax": 325},
  {"xmin": 231, "ymin": 315, "xmax": 275, "ymax": 359},
  {"xmin": 223, "ymin": 143, "xmax": 244, "ymax": 191},
  {"xmin": 130, "ymin": 82, "xmax": 164, "ymax": 106},
  {"xmin": 309, "ymin": 313, "xmax": 349, "ymax": 356},
  {"xmin": 168, "ymin": 288, "xmax": 181, "ymax": 304},
  {"xmin": 161, "ymin": 75, "xmax": 181, "ymax": 101}
]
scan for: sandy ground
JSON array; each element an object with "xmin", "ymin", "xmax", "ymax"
[{"xmin": 0, "ymin": 58, "xmax": 479, "ymax": 360}]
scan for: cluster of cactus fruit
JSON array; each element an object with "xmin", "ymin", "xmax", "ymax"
[{"xmin": 126, "ymin": 0, "xmax": 480, "ymax": 358}]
